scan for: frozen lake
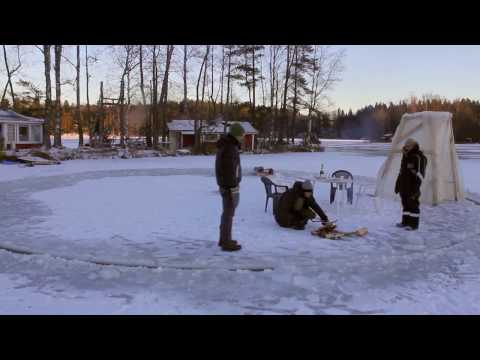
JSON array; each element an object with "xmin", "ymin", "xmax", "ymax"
[
  {"xmin": 1, "ymin": 146, "xmax": 480, "ymax": 314},
  {"xmin": 59, "ymin": 137, "xmax": 480, "ymax": 160}
]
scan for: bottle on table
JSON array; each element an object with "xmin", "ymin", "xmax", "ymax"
[{"xmin": 319, "ymin": 164, "xmax": 325, "ymax": 177}]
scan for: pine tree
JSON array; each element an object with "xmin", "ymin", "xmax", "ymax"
[
  {"xmin": 231, "ymin": 45, "xmax": 265, "ymax": 122},
  {"xmin": 288, "ymin": 45, "xmax": 314, "ymax": 143}
]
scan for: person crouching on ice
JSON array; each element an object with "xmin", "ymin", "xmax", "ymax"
[
  {"xmin": 394, "ymin": 138, "xmax": 427, "ymax": 231},
  {"xmin": 275, "ymin": 180, "xmax": 329, "ymax": 230}
]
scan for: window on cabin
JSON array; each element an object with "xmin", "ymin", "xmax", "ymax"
[
  {"xmin": 19, "ymin": 126, "xmax": 29, "ymax": 141},
  {"xmin": 32, "ymin": 125, "xmax": 42, "ymax": 142},
  {"xmin": 204, "ymin": 134, "xmax": 218, "ymax": 142}
]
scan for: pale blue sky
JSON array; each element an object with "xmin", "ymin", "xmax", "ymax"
[
  {"xmin": 2, "ymin": 45, "xmax": 479, "ymax": 112},
  {"xmin": 333, "ymin": 45, "xmax": 480, "ymax": 111}
]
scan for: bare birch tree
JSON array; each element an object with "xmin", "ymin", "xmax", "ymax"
[
  {"xmin": 53, "ymin": 45, "xmax": 63, "ymax": 147},
  {"xmin": 151, "ymin": 45, "xmax": 159, "ymax": 148},
  {"xmin": 305, "ymin": 46, "xmax": 345, "ymax": 144},
  {"xmin": 114, "ymin": 45, "xmax": 139, "ymax": 146},
  {"xmin": 1, "ymin": 45, "xmax": 22, "ymax": 109},
  {"xmin": 290, "ymin": 45, "xmax": 299, "ymax": 144},
  {"xmin": 84, "ymin": 45, "xmax": 98, "ymax": 146},
  {"xmin": 225, "ymin": 45, "xmax": 235, "ymax": 108},
  {"xmin": 60, "ymin": 46, "xmax": 85, "ymax": 147},
  {"xmin": 209, "ymin": 45, "xmax": 216, "ymax": 119},
  {"xmin": 85, "ymin": 45, "xmax": 91, "ymax": 144},
  {"xmin": 182, "ymin": 45, "xmax": 188, "ymax": 115},
  {"xmin": 268, "ymin": 45, "xmax": 282, "ymax": 143},
  {"xmin": 194, "ymin": 46, "xmax": 209, "ymax": 152},
  {"xmin": 41, "ymin": 45, "xmax": 52, "ymax": 149},
  {"xmin": 201, "ymin": 46, "xmax": 209, "ymax": 104},
  {"xmin": 159, "ymin": 45, "xmax": 174, "ymax": 142},
  {"xmin": 138, "ymin": 45, "xmax": 151, "ymax": 147},
  {"xmin": 97, "ymin": 81, "xmax": 105, "ymax": 145},
  {"xmin": 280, "ymin": 45, "xmax": 293, "ymax": 144},
  {"xmin": 220, "ymin": 45, "xmax": 225, "ymax": 115},
  {"xmin": 75, "ymin": 45, "xmax": 83, "ymax": 146}
]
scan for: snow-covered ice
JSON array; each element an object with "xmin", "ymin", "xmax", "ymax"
[{"xmin": 1, "ymin": 144, "xmax": 480, "ymax": 314}]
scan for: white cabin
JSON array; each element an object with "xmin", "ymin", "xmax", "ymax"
[{"xmin": 0, "ymin": 110, "xmax": 44, "ymax": 150}]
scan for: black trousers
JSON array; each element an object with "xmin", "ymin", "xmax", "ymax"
[
  {"xmin": 288, "ymin": 208, "xmax": 317, "ymax": 228},
  {"xmin": 400, "ymin": 193, "xmax": 420, "ymax": 229},
  {"xmin": 219, "ymin": 188, "xmax": 240, "ymax": 243}
]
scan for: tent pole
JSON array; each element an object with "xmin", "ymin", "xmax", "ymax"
[
  {"xmin": 448, "ymin": 119, "xmax": 459, "ymax": 201},
  {"xmin": 428, "ymin": 116, "xmax": 439, "ymax": 205},
  {"xmin": 375, "ymin": 117, "xmax": 408, "ymax": 197},
  {"xmin": 380, "ymin": 119, "xmax": 407, "ymax": 179}
]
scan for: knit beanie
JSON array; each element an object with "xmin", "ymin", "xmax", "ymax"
[
  {"xmin": 302, "ymin": 180, "xmax": 313, "ymax": 191},
  {"xmin": 229, "ymin": 123, "xmax": 245, "ymax": 138}
]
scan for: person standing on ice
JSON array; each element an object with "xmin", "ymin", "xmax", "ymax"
[
  {"xmin": 395, "ymin": 138, "xmax": 427, "ymax": 231},
  {"xmin": 215, "ymin": 123, "xmax": 245, "ymax": 251},
  {"xmin": 274, "ymin": 180, "xmax": 330, "ymax": 230}
]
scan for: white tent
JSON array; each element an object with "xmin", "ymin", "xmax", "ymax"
[{"xmin": 375, "ymin": 111, "xmax": 464, "ymax": 206}]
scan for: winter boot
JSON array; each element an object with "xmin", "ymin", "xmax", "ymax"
[
  {"xmin": 220, "ymin": 240, "xmax": 242, "ymax": 252},
  {"xmin": 403, "ymin": 214, "xmax": 419, "ymax": 230},
  {"xmin": 218, "ymin": 239, "xmax": 239, "ymax": 247},
  {"xmin": 396, "ymin": 215, "xmax": 409, "ymax": 228},
  {"xmin": 410, "ymin": 215, "xmax": 419, "ymax": 230}
]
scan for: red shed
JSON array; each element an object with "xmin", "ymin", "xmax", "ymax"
[{"xmin": 167, "ymin": 118, "xmax": 258, "ymax": 152}]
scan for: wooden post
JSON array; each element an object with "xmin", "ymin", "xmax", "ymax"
[
  {"xmin": 39, "ymin": 123, "xmax": 43, "ymax": 145},
  {"xmin": 99, "ymin": 81, "xmax": 104, "ymax": 145},
  {"xmin": 169, "ymin": 131, "xmax": 176, "ymax": 153},
  {"xmin": 12, "ymin": 124, "xmax": 17, "ymax": 150}
]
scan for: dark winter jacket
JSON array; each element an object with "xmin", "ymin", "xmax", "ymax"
[
  {"xmin": 215, "ymin": 134, "xmax": 242, "ymax": 189},
  {"xmin": 274, "ymin": 181, "xmax": 328, "ymax": 227},
  {"xmin": 395, "ymin": 144, "xmax": 427, "ymax": 197}
]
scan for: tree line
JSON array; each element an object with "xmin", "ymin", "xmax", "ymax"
[
  {"xmin": 334, "ymin": 96, "xmax": 480, "ymax": 142},
  {"xmin": 8, "ymin": 91, "xmax": 480, "ymax": 144},
  {"xmin": 0, "ymin": 45, "xmax": 345, "ymax": 151},
  {"xmin": 3, "ymin": 46, "xmax": 479, "ymax": 147}
]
